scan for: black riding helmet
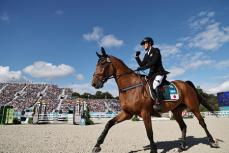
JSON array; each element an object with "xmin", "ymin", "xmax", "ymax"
[{"xmin": 140, "ymin": 37, "xmax": 154, "ymax": 46}]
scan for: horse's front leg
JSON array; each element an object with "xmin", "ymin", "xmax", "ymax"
[
  {"xmin": 92, "ymin": 111, "xmax": 132, "ymax": 153},
  {"xmin": 142, "ymin": 110, "xmax": 157, "ymax": 153}
]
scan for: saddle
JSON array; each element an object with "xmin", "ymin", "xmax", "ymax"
[{"xmin": 147, "ymin": 77, "xmax": 180, "ymax": 101}]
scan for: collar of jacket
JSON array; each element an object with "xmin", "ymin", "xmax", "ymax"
[{"xmin": 147, "ymin": 47, "xmax": 153, "ymax": 55}]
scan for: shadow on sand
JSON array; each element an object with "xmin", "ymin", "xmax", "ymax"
[{"xmin": 129, "ymin": 136, "xmax": 222, "ymax": 153}]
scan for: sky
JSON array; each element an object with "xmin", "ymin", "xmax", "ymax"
[{"xmin": 0, "ymin": 0, "xmax": 229, "ymax": 96}]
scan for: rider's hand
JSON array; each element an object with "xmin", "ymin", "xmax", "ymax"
[{"xmin": 135, "ymin": 51, "xmax": 141, "ymax": 57}]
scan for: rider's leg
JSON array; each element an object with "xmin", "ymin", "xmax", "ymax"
[{"xmin": 152, "ymin": 75, "xmax": 164, "ymax": 111}]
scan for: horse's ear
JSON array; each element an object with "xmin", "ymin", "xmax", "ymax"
[
  {"xmin": 101, "ymin": 47, "xmax": 107, "ymax": 57},
  {"xmin": 96, "ymin": 51, "xmax": 102, "ymax": 58}
]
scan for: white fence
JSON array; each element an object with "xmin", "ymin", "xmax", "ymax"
[
  {"xmin": 16, "ymin": 110, "xmax": 229, "ymax": 124},
  {"xmin": 90, "ymin": 112, "xmax": 118, "ymax": 118},
  {"xmin": 201, "ymin": 111, "xmax": 229, "ymax": 117}
]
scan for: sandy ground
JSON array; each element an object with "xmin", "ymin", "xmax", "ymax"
[{"xmin": 0, "ymin": 116, "xmax": 228, "ymax": 153}]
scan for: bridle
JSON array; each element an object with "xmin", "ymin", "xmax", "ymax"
[
  {"xmin": 93, "ymin": 57, "xmax": 143, "ymax": 92},
  {"xmin": 93, "ymin": 57, "xmax": 135, "ymax": 85}
]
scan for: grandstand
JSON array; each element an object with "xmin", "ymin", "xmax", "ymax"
[
  {"xmin": 0, "ymin": 83, "xmax": 73, "ymax": 113},
  {"xmin": 0, "ymin": 83, "xmax": 120, "ymax": 114}
]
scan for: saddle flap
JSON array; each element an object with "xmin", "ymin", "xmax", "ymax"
[
  {"xmin": 149, "ymin": 82, "xmax": 179, "ymax": 101},
  {"xmin": 160, "ymin": 84, "xmax": 179, "ymax": 101}
]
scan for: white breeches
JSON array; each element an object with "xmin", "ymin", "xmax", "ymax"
[{"xmin": 153, "ymin": 75, "xmax": 164, "ymax": 89}]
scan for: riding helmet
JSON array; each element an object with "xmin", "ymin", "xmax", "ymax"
[{"xmin": 140, "ymin": 37, "xmax": 154, "ymax": 46}]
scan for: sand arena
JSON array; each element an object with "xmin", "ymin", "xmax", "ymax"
[{"xmin": 0, "ymin": 116, "xmax": 228, "ymax": 153}]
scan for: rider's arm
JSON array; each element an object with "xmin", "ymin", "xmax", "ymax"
[
  {"xmin": 135, "ymin": 56, "xmax": 143, "ymax": 67},
  {"xmin": 135, "ymin": 54, "xmax": 148, "ymax": 67}
]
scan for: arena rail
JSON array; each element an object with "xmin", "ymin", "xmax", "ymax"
[{"xmin": 10, "ymin": 110, "xmax": 229, "ymax": 124}]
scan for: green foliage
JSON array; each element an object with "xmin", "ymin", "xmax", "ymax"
[
  {"xmin": 115, "ymin": 96, "xmax": 119, "ymax": 100},
  {"xmin": 132, "ymin": 115, "xmax": 140, "ymax": 121},
  {"xmin": 72, "ymin": 92, "xmax": 81, "ymax": 99},
  {"xmin": 81, "ymin": 93, "xmax": 95, "ymax": 99},
  {"xmin": 68, "ymin": 109, "xmax": 74, "ymax": 114},
  {"xmin": 13, "ymin": 118, "xmax": 21, "ymax": 124},
  {"xmin": 28, "ymin": 117, "xmax": 33, "ymax": 124},
  {"xmin": 84, "ymin": 105, "xmax": 94, "ymax": 125},
  {"xmin": 72, "ymin": 91, "xmax": 114, "ymax": 99},
  {"xmin": 102, "ymin": 92, "xmax": 114, "ymax": 99},
  {"xmin": 95, "ymin": 91, "xmax": 103, "ymax": 99}
]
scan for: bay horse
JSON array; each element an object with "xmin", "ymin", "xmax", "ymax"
[{"xmin": 91, "ymin": 47, "xmax": 218, "ymax": 153}]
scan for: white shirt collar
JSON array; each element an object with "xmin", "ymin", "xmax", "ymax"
[{"xmin": 147, "ymin": 47, "xmax": 152, "ymax": 55}]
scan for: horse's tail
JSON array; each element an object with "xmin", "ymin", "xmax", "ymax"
[{"xmin": 185, "ymin": 80, "xmax": 217, "ymax": 116}]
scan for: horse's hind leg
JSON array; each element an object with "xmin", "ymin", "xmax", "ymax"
[
  {"xmin": 92, "ymin": 111, "xmax": 132, "ymax": 153},
  {"xmin": 172, "ymin": 105, "xmax": 187, "ymax": 151},
  {"xmin": 191, "ymin": 110, "xmax": 217, "ymax": 147}
]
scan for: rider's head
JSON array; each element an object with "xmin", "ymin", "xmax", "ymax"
[{"xmin": 140, "ymin": 37, "xmax": 154, "ymax": 51}]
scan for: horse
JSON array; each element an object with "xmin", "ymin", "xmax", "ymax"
[{"xmin": 91, "ymin": 47, "xmax": 218, "ymax": 153}]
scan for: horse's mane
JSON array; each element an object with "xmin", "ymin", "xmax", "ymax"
[{"xmin": 109, "ymin": 55, "xmax": 133, "ymax": 72}]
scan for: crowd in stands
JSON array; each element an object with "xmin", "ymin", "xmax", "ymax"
[
  {"xmin": 0, "ymin": 83, "xmax": 5, "ymax": 89},
  {"xmin": 41, "ymin": 85, "xmax": 61, "ymax": 112},
  {"xmin": 105, "ymin": 99, "xmax": 121, "ymax": 112},
  {"xmin": 55, "ymin": 88, "xmax": 74, "ymax": 113},
  {"xmin": 60, "ymin": 99, "xmax": 76, "ymax": 113},
  {"xmin": 64, "ymin": 88, "xmax": 73, "ymax": 99},
  {"xmin": 0, "ymin": 83, "xmax": 121, "ymax": 114},
  {"xmin": 10, "ymin": 84, "xmax": 46, "ymax": 112},
  {"xmin": 86, "ymin": 99, "xmax": 106, "ymax": 112},
  {"xmin": 58, "ymin": 98, "xmax": 121, "ymax": 113},
  {"xmin": 0, "ymin": 83, "xmax": 25, "ymax": 106}
]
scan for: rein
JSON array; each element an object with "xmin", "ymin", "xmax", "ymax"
[
  {"xmin": 119, "ymin": 82, "xmax": 144, "ymax": 92},
  {"xmin": 108, "ymin": 70, "xmax": 134, "ymax": 80},
  {"xmin": 94, "ymin": 56, "xmax": 146, "ymax": 92},
  {"xmin": 115, "ymin": 70, "xmax": 145, "ymax": 93},
  {"xmin": 93, "ymin": 70, "xmax": 135, "ymax": 84},
  {"xmin": 94, "ymin": 70, "xmax": 144, "ymax": 93}
]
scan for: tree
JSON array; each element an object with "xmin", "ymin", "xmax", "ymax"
[
  {"xmin": 72, "ymin": 91, "xmax": 116, "ymax": 99},
  {"xmin": 72, "ymin": 92, "xmax": 81, "ymax": 99},
  {"xmin": 115, "ymin": 96, "xmax": 119, "ymax": 100},
  {"xmin": 102, "ymin": 92, "xmax": 114, "ymax": 99},
  {"xmin": 132, "ymin": 115, "xmax": 140, "ymax": 121},
  {"xmin": 81, "ymin": 93, "xmax": 94, "ymax": 99},
  {"xmin": 95, "ymin": 91, "xmax": 103, "ymax": 99}
]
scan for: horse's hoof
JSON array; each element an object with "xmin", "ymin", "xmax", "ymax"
[
  {"xmin": 179, "ymin": 141, "xmax": 186, "ymax": 151},
  {"xmin": 208, "ymin": 138, "xmax": 219, "ymax": 148},
  {"xmin": 92, "ymin": 146, "xmax": 101, "ymax": 153},
  {"xmin": 150, "ymin": 146, "xmax": 158, "ymax": 153},
  {"xmin": 210, "ymin": 139, "xmax": 219, "ymax": 148}
]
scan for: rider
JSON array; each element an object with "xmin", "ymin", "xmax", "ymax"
[{"xmin": 135, "ymin": 37, "xmax": 169, "ymax": 111}]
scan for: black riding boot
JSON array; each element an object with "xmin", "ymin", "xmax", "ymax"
[{"xmin": 153, "ymin": 87, "xmax": 163, "ymax": 112}]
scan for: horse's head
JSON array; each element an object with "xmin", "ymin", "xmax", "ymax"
[{"xmin": 91, "ymin": 47, "xmax": 114, "ymax": 89}]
